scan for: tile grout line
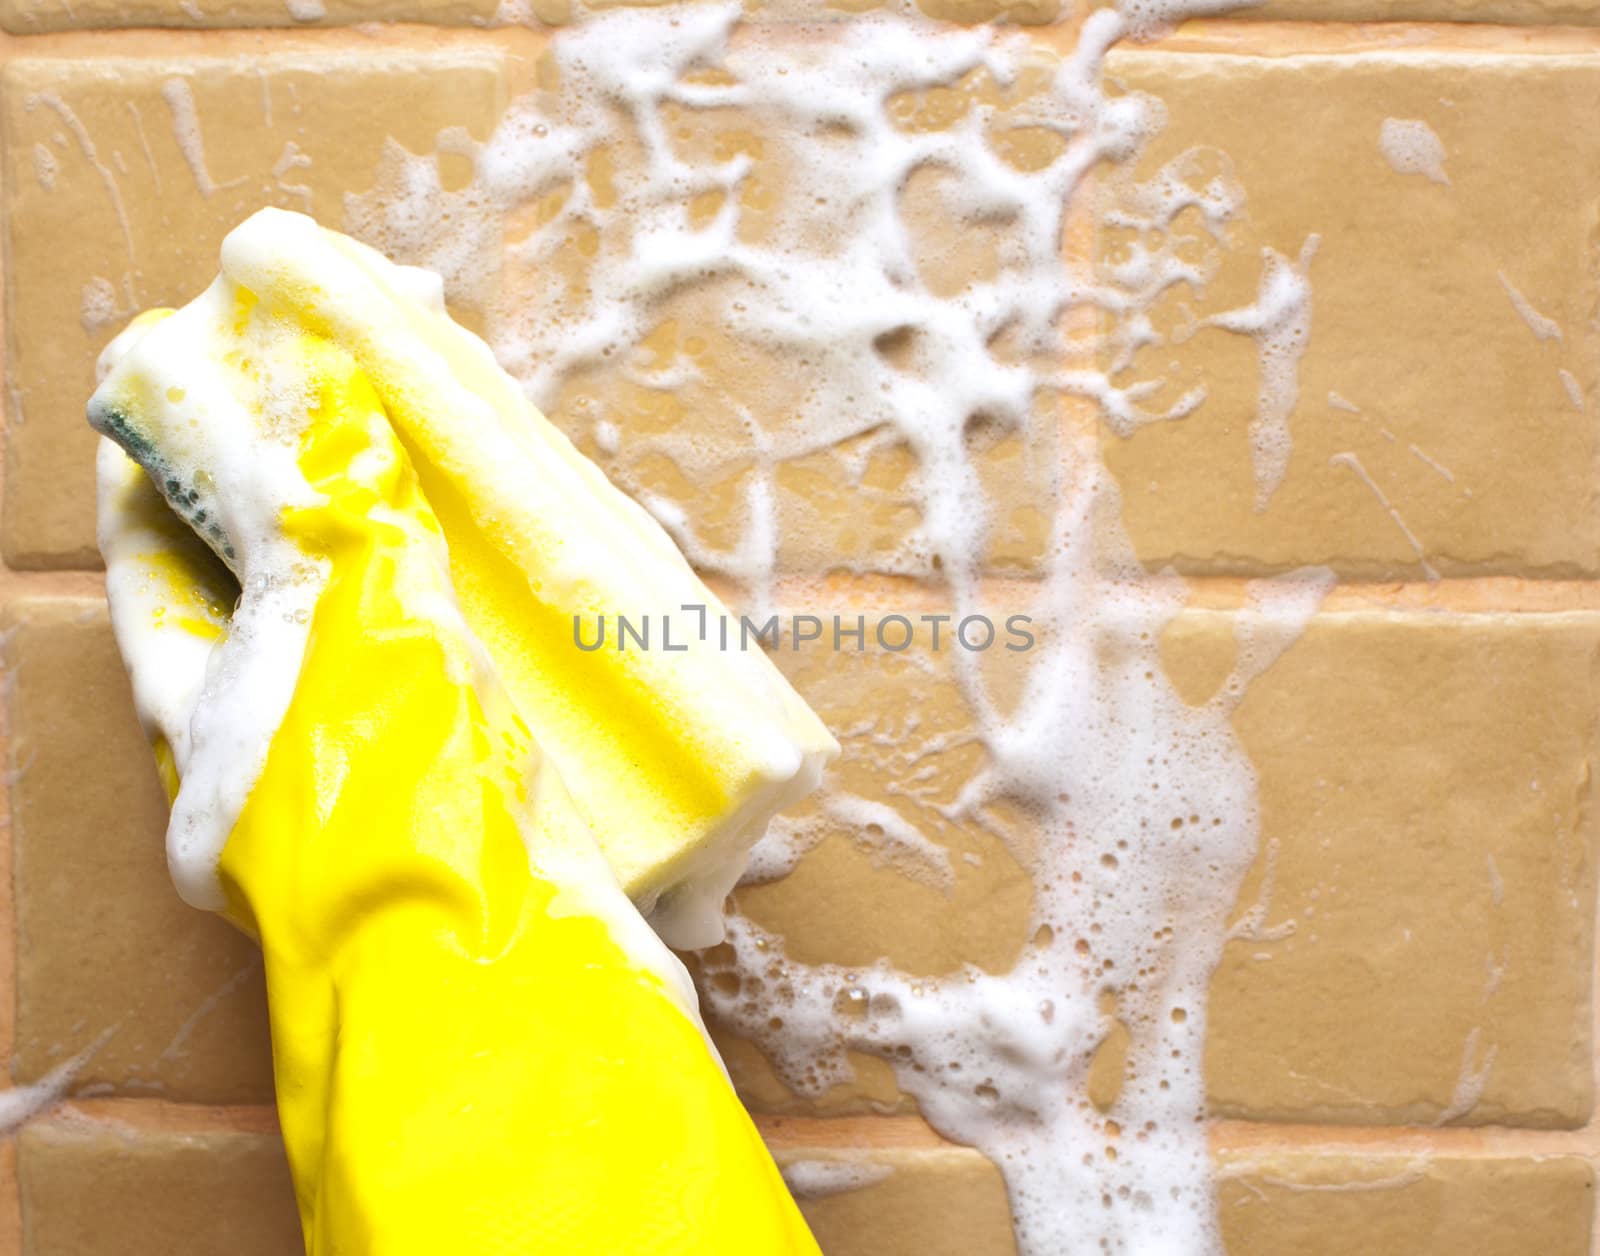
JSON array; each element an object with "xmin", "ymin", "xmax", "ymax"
[
  {"xmin": 8, "ymin": 566, "xmax": 1600, "ymax": 612},
  {"xmin": 24, "ymin": 1099, "xmax": 1600, "ymax": 1157}
]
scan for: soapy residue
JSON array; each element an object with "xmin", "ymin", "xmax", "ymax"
[
  {"xmin": 1559, "ymin": 367, "xmax": 1584, "ymax": 412},
  {"xmin": 1435, "ymin": 1027, "xmax": 1497, "ymax": 1125},
  {"xmin": 160, "ymin": 78, "xmax": 243, "ymax": 200},
  {"xmin": 32, "ymin": 141, "xmax": 58, "ymax": 191},
  {"xmin": 1220, "ymin": 1153, "xmax": 1429, "ymax": 1197},
  {"xmin": 1496, "ymin": 270, "xmax": 1562, "ymax": 342},
  {"xmin": 1199, "ymin": 237, "xmax": 1317, "ymax": 512},
  {"xmin": 1378, "ymin": 117, "xmax": 1448, "ymax": 185},
  {"xmin": 349, "ymin": 7, "xmax": 1326, "ymax": 1252},
  {"xmin": 0, "ymin": 1030, "xmax": 113, "ymax": 1135},
  {"xmin": 780, "ymin": 1158, "xmax": 896, "ymax": 1200},
  {"xmin": 1330, "ymin": 451, "xmax": 1438, "ymax": 580},
  {"xmin": 94, "ymin": 299, "xmax": 332, "ymax": 914},
  {"xmin": 80, "ymin": 274, "xmax": 122, "ymax": 332}
]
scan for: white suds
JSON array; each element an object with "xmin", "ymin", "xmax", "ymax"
[
  {"xmin": 0, "ymin": 1031, "xmax": 113, "ymax": 1134},
  {"xmin": 1200, "ymin": 236, "xmax": 1317, "ymax": 511},
  {"xmin": 1496, "ymin": 272, "xmax": 1562, "ymax": 342},
  {"xmin": 780, "ymin": 1159, "xmax": 895, "ymax": 1199},
  {"xmin": 271, "ymin": 141, "xmax": 314, "ymax": 210},
  {"xmin": 1484, "ymin": 948, "xmax": 1507, "ymax": 997},
  {"xmin": 1406, "ymin": 444, "xmax": 1454, "ymax": 484},
  {"xmin": 29, "ymin": 94, "xmax": 136, "ymax": 270},
  {"xmin": 1378, "ymin": 118, "xmax": 1448, "ymax": 185},
  {"xmin": 1330, "ymin": 451, "xmax": 1437, "ymax": 580},
  {"xmin": 160, "ymin": 79, "xmax": 244, "ymax": 200},
  {"xmin": 743, "ymin": 797, "xmax": 954, "ymax": 893},
  {"xmin": 127, "ymin": 103, "xmax": 163, "ymax": 191},
  {"xmin": 93, "ymin": 286, "xmax": 330, "ymax": 912},
  {"xmin": 344, "ymin": 8, "xmax": 1327, "ymax": 1251},
  {"xmin": 80, "ymin": 276, "xmax": 122, "ymax": 333},
  {"xmin": 822, "ymin": 793, "xmax": 954, "ymax": 894},
  {"xmin": 742, "ymin": 814, "xmax": 821, "ymax": 885},
  {"xmin": 1559, "ymin": 368, "xmax": 1584, "ymax": 412},
  {"xmin": 1434, "ymin": 1027, "xmax": 1496, "ymax": 1125},
  {"xmin": 155, "ymin": 958, "xmax": 262, "ymax": 1065},
  {"xmin": 32, "ymin": 142, "xmax": 57, "ymax": 190},
  {"xmin": 1225, "ymin": 838, "xmax": 1295, "ymax": 943},
  {"xmin": 285, "ymin": 0, "xmax": 327, "ymax": 18}
]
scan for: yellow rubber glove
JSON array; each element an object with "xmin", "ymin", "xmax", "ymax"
[{"xmin": 91, "ymin": 238, "xmax": 822, "ymax": 1252}]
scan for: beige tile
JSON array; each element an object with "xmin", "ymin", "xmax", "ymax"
[
  {"xmin": 1218, "ymin": 1149, "xmax": 1595, "ymax": 1255},
  {"xmin": 0, "ymin": 0, "xmax": 496, "ymax": 33},
  {"xmin": 0, "ymin": 1139, "xmax": 18, "ymax": 1256},
  {"xmin": 6, "ymin": 599, "xmax": 275, "ymax": 1103},
  {"xmin": 0, "ymin": 49, "xmax": 507, "ymax": 567},
  {"xmin": 1168, "ymin": 611, "xmax": 1599, "ymax": 1126},
  {"xmin": 1098, "ymin": 52, "xmax": 1600, "ymax": 578},
  {"xmin": 772, "ymin": 1144, "xmax": 1018, "ymax": 1256},
  {"xmin": 17, "ymin": 1121, "xmax": 299, "ymax": 1256}
]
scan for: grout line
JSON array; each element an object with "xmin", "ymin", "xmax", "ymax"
[
  {"xmin": 44, "ymin": 1098, "xmax": 282, "ymax": 1135},
  {"xmin": 0, "ymin": 570, "xmax": 103, "ymax": 603},
  {"xmin": 9, "ymin": 567, "xmax": 1600, "ymax": 615},
  {"xmin": 1112, "ymin": 18, "xmax": 1600, "ymax": 56},
  {"xmin": 754, "ymin": 1113, "xmax": 958, "ymax": 1150},
  {"xmin": 1175, "ymin": 576, "xmax": 1600, "ymax": 613},
  {"xmin": 1209, "ymin": 1118, "xmax": 1600, "ymax": 1157},
  {"xmin": 24, "ymin": 1101, "xmax": 1600, "ymax": 1160},
  {"xmin": 764, "ymin": 1114, "xmax": 1600, "ymax": 1157},
  {"xmin": 0, "ymin": 17, "xmax": 1593, "ymax": 75},
  {"xmin": 0, "ymin": 21, "xmax": 554, "ymax": 64}
]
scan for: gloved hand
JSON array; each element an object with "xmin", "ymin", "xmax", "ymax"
[{"xmin": 92, "ymin": 234, "xmax": 820, "ymax": 1253}]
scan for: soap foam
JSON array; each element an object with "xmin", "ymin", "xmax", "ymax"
[
  {"xmin": 33, "ymin": 142, "xmax": 58, "ymax": 190},
  {"xmin": 160, "ymin": 78, "xmax": 242, "ymax": 200},
  {"xmin": 347, "ymin": 7, "xmax": 1326, "ymax": 1252},
  {"xmin": 1198, "ymin": 236, "xmax": 1317, "ymax": 512},
  {"xmin": 1496, "ymin": 270, "xmax": 1563, "ymax": 343},
  {"xmin": 1378, "ymin": 117, "xmax": 1449, "ymax": 185},
  {"xmin": 0, "ymin": 1031, "xmax": 112, "ymax": 1135},
  {"xmin": 93, "ymin": 289, "xmax": 333, "ymax": 911},
  {"xmin": 1559, "ymin": 367, "xmax": 1584, "ymax": 412},
  {"xmin": 780, "ymin": 1159, "xmax": 895, "ymax": 1200}
]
